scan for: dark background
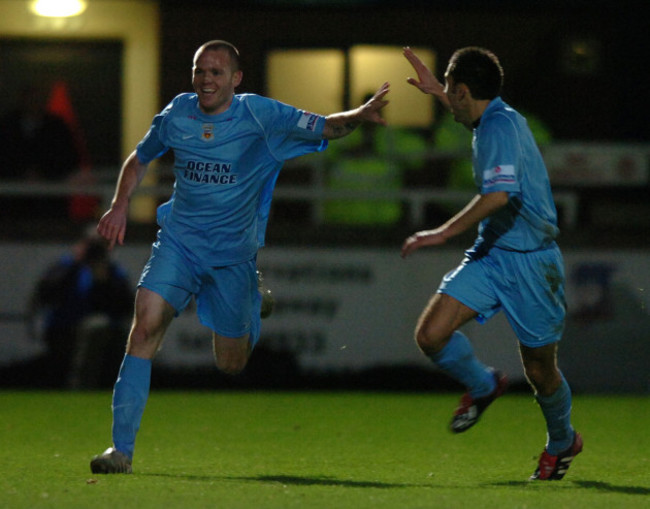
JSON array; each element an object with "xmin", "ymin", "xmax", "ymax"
[
  {"xmin": 157, "ymin": 0, "xmax": 648, "ymax": 143},
  {"xmin": 0, "ymin": 39, "xmax": 122, "ymax": 168}
]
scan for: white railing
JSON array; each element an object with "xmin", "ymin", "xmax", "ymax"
[{"xmin": 0, "ymin": 172, "xmax": 579, "ymax": 229}]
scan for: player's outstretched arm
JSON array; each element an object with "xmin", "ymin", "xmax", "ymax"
[
  {"xmin": 403, "ymin": 47, "xmax": 451, "ymax": 111},
  {"xmin": 322, "ymin": 82, "xmax": 390, "ymax": 140},
  {"xmin": 97, "ymin": 151, "xmax": 149, "ymax": 250},
  {"xmin": 401, "ymin": 191, "xmax": 509, "ymax": 258}
]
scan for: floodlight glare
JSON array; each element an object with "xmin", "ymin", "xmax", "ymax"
[{"xmin": 31, "ymin": 0, "xmax": 87, "ymax": 18}]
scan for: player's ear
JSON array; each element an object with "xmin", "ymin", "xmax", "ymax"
[
  {"xmin": 232, "ymin": 70, "xmax": 243, "ymax": 88},
  {"xmin": 457, "ymin": 83, "xmax": 471, "ymax": 101}
]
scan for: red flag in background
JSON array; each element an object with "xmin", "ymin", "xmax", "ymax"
[{"xmin": 46, "ymin": 81, "xmax": 99, "ymax": 221}]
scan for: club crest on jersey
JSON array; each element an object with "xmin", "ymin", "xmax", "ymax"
[{"xmin": 202, "ymin": 123, "xmax": 214, "ymax": 140}]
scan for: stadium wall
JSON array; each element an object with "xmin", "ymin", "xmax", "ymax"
[{"xmin": 1, "ymin": 243, "xmax": 648, "ymax": 393}]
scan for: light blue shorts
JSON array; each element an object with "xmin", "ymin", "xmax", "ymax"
[
  {"xmin": 438, "ymin": 244, "xmax": 566, "ymax": 347},
  {"xmin": 138, "ymin": 231, "xmax": 261, "ymax": 346}
]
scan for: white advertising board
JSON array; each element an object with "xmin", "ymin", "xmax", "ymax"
[
  {"xmin": 544, "ymin": 143, "xmax": 649, "ymax": 186},
  {"xmin": 1, "ymin": 243, "xmax": 649, "ymax": 391}
]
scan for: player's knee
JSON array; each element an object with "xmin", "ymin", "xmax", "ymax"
[
  {"xmin": 523, "ymin": 365, "xmax": 542, "ymax": 390},
  {"xmin": 523, "ymin": 363, "xmax": 560, "ymax": 396},
  {"xmin": 414, "ymin": 322, "xmax": 447, "ymax": 355},
  {"xmin": 415, "ymin": 328, "xmax": 432, "ymax": 352},
  {"xmin": 213, "ymin": 333, "xmax": 251, "ymax": 375},
  {"xmin": 215, "ymin": 355, "xmax": 248, "ymax": 375},
  {"xmin": 126, "ymin": 323, "xmax": 162, "ymax": 358}
]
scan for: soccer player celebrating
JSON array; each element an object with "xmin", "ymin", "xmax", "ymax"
[
  {"xmin": 401, "ymin": 46, "xmax": 581, "ymax": 481},
  {"xmin": 91, "ymin": 40, "xmax": 389, "ymax": 474}
]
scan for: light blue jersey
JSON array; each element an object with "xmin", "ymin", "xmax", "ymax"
[
  {"xmin": 439, "ymin": 97, "xmax": 566, "ymax": 346},
  {"xmin": 136, "ymin": 93, "xmax": 327, "ymax": 266},
  {"xmin": 469, "ymin": 97, "xmax": 559, "ymax": 258}
]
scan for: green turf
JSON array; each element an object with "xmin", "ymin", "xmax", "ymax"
[{"xmin": 1, "ymin": 391, "xmax": 648, "ymax": 508}]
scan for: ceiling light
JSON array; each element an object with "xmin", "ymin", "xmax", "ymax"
[{"xmin": 31, "ymin": 0, "xmax": 87, "ymax": 18}]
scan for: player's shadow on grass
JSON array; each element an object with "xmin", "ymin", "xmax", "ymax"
[
  {"xmin": 573, "ymin": 481, "xmax": 650, "ymax": 496},
  {"xmin": 148, "ymin": 473, "xmax": 425, "ymax": 489},
  {"xmin": 491, "ymin": 480, "xmax": 650, "ymax": 496},
  {"xmin": 235, "ymin": 474, "xmax": 425, "ymax": 489}
]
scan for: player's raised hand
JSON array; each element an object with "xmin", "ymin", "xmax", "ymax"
[
  {"xmin": 359, "ymin": 81, "xmax": 390, "ymax": 126},
  {"xmin": 323, "ymin": 82, "xmax": 390, "ymax": 139},
  {"xmin": 403, "ymin": 47, "xmax": 450, "ymax": 110}
]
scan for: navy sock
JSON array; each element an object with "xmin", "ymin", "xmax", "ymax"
[
  {"xmin": 432, "ymin": 331, "xmax": 495, "ymax": 398},
  {"xmin": 111, "ymin": 354, "xmax": 152, "ymax": 460},
  {"xmin": 536, "ymin": 373, "xmax": 574, "ymax": 455}
]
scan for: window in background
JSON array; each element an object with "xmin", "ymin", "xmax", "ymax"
[
  {"xmin": 349, "ymin": 45, "xmax": 434, "ymax": 127},
  {"xmin": 266, "ymin": 48, "xmax": 345, "ymax": 114},
  {"xmin": 267, "ymin": 45, "xmax": 435, "ymax": 127}
]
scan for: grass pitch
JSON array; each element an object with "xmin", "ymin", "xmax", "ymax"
[{"xmin": 1, "ymin": 390, "xmax": 648, "ymax": 509}]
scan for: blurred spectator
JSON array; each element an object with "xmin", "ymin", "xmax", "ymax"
[
  {"xmin": 322, "ymin": 93, "xmax": 428, "ymax": 226},
  {"xmin": 29, "ymin": 228, "xmax": 134, "ymax": 388},
  {"xmin": 0, "ymin": 86, "xmax": 79, "ymax": 181},
  {"xmin": 0, "ymin": 85, "xmax": 80, "ymax": 217}
]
